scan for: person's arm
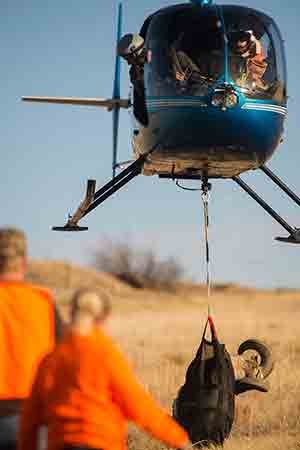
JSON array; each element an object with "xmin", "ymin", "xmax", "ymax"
[
  {"xmin": 17, "ymin": 357, "xmax": 49, "ymax": 450},
  {"xmin": 105, "ymin": 337, "xmax": 189, "ymax": 449},
  {"xmin": 54, "ymin": 304, "xmax": 64, "ymax": 342}
]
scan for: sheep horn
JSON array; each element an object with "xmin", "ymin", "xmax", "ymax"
[{"xmin": 238, "ymin": 339, "xmax": 274, "ymax": 378}]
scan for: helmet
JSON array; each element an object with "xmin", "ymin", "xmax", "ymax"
[
  {"xmin": 229, "ymin": 31, "xmax": 257, "ymax": 58},
  {"xmin": 117, "ymin": 34, "xmax": 145, "ymax": 64}
]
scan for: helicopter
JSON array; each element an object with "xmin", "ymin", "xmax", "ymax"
[{"xmin": 22, "ymin": 0, "xmax": 300, "ymax": 244}]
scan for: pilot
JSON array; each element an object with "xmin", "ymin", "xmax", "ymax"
[
  {"xmin": 169, "ymin": 33, "xmax": 203, "ymax": 93},
  {"xmin": 230, "ymin": 30, "xmax": 268, "ymax": 90},
  {"xmin": 171, "ymin": 47, "xmax": 202, "ymax": 84},
  {"xmin": 169, "ymin": 32, "xmax": 222, "ymax": 96}
]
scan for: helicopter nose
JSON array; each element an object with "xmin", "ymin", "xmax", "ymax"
[
  {"xmin": 210, "ymin": 88, "xmax": 239, "ymax": 110},
  {"xmin": 143, "ymin": 103, "xmax": 282, "ymax": 173},
  {"xmin": 152, "ymin": 108, "xmax": 244, "ymax": 153}
]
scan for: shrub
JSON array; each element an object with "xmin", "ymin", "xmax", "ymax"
[{"xmin": 93, "ymin": 238, "xmax": 185, "ymax": 290}]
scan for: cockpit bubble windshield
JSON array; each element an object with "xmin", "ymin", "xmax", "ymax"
[
  {"xmin": 144, "ymin": 5, "xmax": 287, "ymax": 103},
  {"xmin": 224, "ymin": 7, "xmax": 287, "ymax": 102},
  {"xmin": 144, "ymin": 7, "xmax": 224, "ymax": 97}
]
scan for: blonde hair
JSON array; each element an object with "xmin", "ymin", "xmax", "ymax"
[
  {"xmin": 0, "ymin": 228, "xmax": 27, "ymax": 274},
  {"xmin": 71, "ymin": 288, "xmax": 111, "ymax": 324}
]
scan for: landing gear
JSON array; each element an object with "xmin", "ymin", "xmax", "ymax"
[
  {"xmin": 52, "ymin": 155, "xmax": 146, "ymax": 231},
  {"xmin": 233, "ymin": 164, "xmax": 300, "ymax": 243}
]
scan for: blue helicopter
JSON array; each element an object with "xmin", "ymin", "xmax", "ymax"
[{"xmin": 22, "ymin": 0, "xmax": 300, "ymax": 243}]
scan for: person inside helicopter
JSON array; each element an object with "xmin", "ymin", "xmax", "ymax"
[
  {"xmin": 169, "ymin": 28, "xmax": 268, "ymax": 95},
  {"xmin": 228, "ymin": 30, "xmax": 268, "ymax": 91},
  {"xmin": 169, "ymin": 33, "xmax": 203, "ymax": 91},
  {"xmin": 118, "ymin": 23, "xmax": 280, "ymax": 103},
  {"xmin": 169, "ymin": 29, "xmax": 224, "ymax": 95}
]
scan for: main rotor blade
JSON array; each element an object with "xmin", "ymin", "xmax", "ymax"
[
  {"xmin": 113, "ymin": 2, "xmax": 122, "ymax": 100},
  {"xmin": 22, "ymin": 96, "xmax": 129, "ymax": 109},
  {"xmin": 111, "ymin": 2, "xmax": 123, "ymax": 178},
  {"xmin": 112, "ymin": 107, "xmax": 120, "ymax": 178}
]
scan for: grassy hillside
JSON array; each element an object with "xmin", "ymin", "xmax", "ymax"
[{"xmin": 28, "ymin": 260, "xmax": 300, "ymax": 450}]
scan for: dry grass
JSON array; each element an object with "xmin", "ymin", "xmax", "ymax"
[{"xmin": 29, "ymin": 260, "xmax": 300, "ymax": 449}]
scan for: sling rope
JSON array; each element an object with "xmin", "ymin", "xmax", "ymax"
[
  {"xmin": 175, "ymin": 177, "xmax": 212, "ymax": 298},
  {"xmin": 201, "ymin": 181, "xmax": 212, "ymax": 298}
]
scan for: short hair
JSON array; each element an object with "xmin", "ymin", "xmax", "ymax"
[
  {"xmin": 0, "ymin": 227, "xmax": 27, "ymax": 274},
  {"xmin": 70, "ymin": 288, "xmax": 111, "ymax": 323}
]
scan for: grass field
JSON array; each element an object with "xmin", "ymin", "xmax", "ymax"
[{"xmin": 29, "ymin": 261, "xmax": 300, "ymax": 450}]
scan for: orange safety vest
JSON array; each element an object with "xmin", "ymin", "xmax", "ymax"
[
  {"xmin": 18, "ymin": 328, "xmax": 189, "ymax": 450},
  {"xmin": 0, "ymin": 281, "xmax": 56, "ymax": 399}
]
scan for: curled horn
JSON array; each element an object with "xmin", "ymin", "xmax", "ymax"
[{"xmin": 238, "ymin": 339, "xmax": 274, "ymax": 378}]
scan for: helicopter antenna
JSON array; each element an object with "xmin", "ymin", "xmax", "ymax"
[{"xmin": 112, "ymin": 2, "xmax": 123, "ymax": 178}]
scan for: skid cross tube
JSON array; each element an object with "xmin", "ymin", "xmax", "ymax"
[
  {"xmin": 232, "ymin": 176, "xmax": 295, "ymax": 235},
  {"xmin": 260, "ymin": 165, "xmax": 300, "ymax": 208},
  {"xmin": 84, "ymin": 166, "xmax": 141, "ymax": 216},
  {"xmin": 91, "ymin": 155, "xmax": 146, "ymax": 204}
]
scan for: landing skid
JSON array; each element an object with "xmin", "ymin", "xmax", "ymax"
[
  {"xmin": 275, "ymin": 233, "xmax": 300, "ymax": 244},
  {"xmin": 52, "ymin": 225, "xmax": 89, "ymax": 232}
]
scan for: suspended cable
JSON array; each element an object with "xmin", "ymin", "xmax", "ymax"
[
  {"xmin": 201, "ymin": 179, "xmax": 212, "ymax": 298},
  {"xmin": 173, "ymin": 176, "xmax": 213, "ymax": 298}
]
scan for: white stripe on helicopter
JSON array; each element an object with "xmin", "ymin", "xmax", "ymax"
[
  {"xmin": 146, "ymin": 99, "xmax": 287, "ymax": 116},
  {"xmin": 146, "ymin": 99, "xmax": 208, "ymax": 108},
  {"xmin": 242, "ymin": 103, "xmax": 287, "ymax": 115}
]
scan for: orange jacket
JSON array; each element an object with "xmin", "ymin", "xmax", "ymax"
[
  {"xmin": 0, "ymin": 281, "xmax": 56, "ymax": 399},
  {"xmin": 18, "ymin": 328, "xmax": 189, "ymax": 450},
  {"xmin": 244, "ymin": 38, "xmax": 267, "ymax": 86}
]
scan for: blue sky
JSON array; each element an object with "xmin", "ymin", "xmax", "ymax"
[{"xmin": 1, "ymin": 0, "xmax": 300, "ymax": 288}]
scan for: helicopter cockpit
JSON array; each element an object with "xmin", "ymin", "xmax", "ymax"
[{"xmin": 142, "ymin": 5, "xmax": 287, "ymax": 104}]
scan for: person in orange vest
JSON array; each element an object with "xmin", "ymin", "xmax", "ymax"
[
  {"xmin": 230, "ymin": 30, "xmax": 268, "ymax": 90},
  {"xmin": 0, "ymin": 227, "xmax": 62, "ymax": 450},
  {"xmin": 18, "ymin": 288, "xmax": 191, "ymax": 450}
]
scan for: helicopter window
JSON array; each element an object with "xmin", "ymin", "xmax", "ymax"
[
  {"xmin": 223, "ymin": 7, "xmax": 287, "ymax": 103},
  {"xmin": 266, "ymin": 21, "xmax": 287, "ymax": 102},
  {"xmin": 143, "ymin": 5, "xmax": 286, "ymax": 104},
  {"xmin": 144, "ymin": 6, "xmax": 224, "ymax": 97}
]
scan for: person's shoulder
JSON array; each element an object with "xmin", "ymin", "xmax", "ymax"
[
  {"xmin": 24, "ymin": 282, "xmax": 54, "ymax": 302},
  {"xmin": 0, "ymin": 280, "xmax": 52, "ymax": 298},
  {"xmin": 9, "ymin": 282, "xmax": 56, "ymax": 308},
  {"xmin": 93, "ymin": 327, "xmax": 114, "ymax": 346},
  {"xmin": 92, "ymin": 328, "xmax": 122, "ymax": 357},
  {"xmin": 96, "ymin": 329, "xmax": 132, "ymax": 370}
]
